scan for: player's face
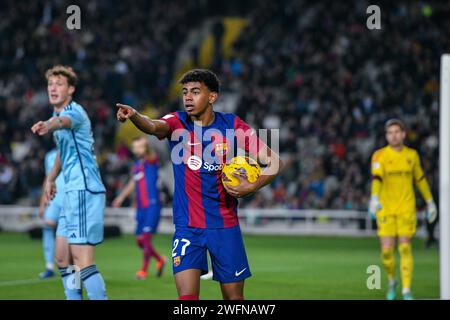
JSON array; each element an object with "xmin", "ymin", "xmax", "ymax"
[
  {"xmin": 132, "ymin": 138, "xmax": 148, "ymax": 159},
  {"xmin": 386, "ymin": 125, "xmax": 406, "ymax": 147},
  {"xmin": 47, "ymin": 75, "xmax": 75, "ymax": 108},
  {"xmin": 181, "ymin": 82, "xmax": 217, "ymax": 117}
]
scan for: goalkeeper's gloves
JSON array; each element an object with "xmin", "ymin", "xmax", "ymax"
[
  {"xmin": 426, "ymin": 200, "xmax": 437, "ymax": 224},
  {"xmin": 368, "ymin": 195, "xmax": 382, "ymax": 220}
]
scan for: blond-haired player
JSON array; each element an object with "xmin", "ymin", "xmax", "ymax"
[
  {"xmin": 31, "ymin": 65, "xmax": 107, "ymax": 300},
  {"xmin": 369, "ymin": 119, "xmax": 437, "ymax": 300}
]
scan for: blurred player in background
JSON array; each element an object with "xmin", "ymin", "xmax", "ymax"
[
  {"xmin": 112, "ymin": 136, "xmax": 167, "ymax": 280},
  {"xmin": 31, "ymin": 65, "xmax": 107, "ymax": 300},
  {"xmin": 116, "ymin": 69, "xmax": 283, "ymax": 300},
  {"xmin": 37, "ymin": 148, "xmax": 64, "ymax": 279},
  {"xmin": 369, "ymin": 119, "xmax": 437, "ymax": 300},
  {"xmin": 38, "ymin": 148, "xmax": 76, "ymax": 299}
]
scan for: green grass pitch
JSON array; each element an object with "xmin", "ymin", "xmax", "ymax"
[{"xmin": 0, "ymin": 232, "xmax": 439, "ymax": 299}]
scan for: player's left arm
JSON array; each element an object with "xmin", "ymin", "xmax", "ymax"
[
  {"xmin": 31, "ymin": 116, "xmax": 72, "ymax": 136},
  {"xmin": 224, "ymin": 144, "xmax": 284, "ymax": 198},
  {"xmin": 44, "ymin": 152, "xmax": 61, "ymax": 203},
  {"xmin": 413, "ymin": 151, "xmax": 437, "ymax": 223}
]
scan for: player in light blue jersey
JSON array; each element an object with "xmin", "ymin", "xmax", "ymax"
[
  {"xmin": 31, "ymin": 65, "xmax": 107, "ymax": 300},
  {"xmin": 37, "ymin": 148, "xmax": 65, "ymax": 279}
]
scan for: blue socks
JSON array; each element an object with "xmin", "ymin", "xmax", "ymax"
[
  {"xmin": 81, "ymin": 265, "xmax": 107, "ymax": 300},
  {"xmin": 42, "ymin": 226, "xmax": 55, "ymax": 270},
  {"xmin": 58, "ymin": 265, "xmax": 107, "ymax": 300},
  {"xmin": 59, "ymin": 267, "xmax": 83, "ymax": 300}
]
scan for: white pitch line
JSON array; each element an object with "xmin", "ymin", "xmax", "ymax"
[
  {"xmin": 0, "ymin": 277, "xmax": 58, "ymax": 287},
  {"xmin": 0, "ymin": 276, "xmax": 112, "ymax": 288}
]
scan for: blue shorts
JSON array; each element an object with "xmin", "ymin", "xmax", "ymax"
[
  {"xmin": 136, "ymin": 206, "xmax": 161, "ymax": 235},
  {"xmin": 171, "ymin": 225, "xmax": 251, "ymax": 283},
  {"xmin": 44, "ymin": 193, "xmax": 64, "ymax": 223},
  {"xmin": 56, "ymin": 212, "xmax": 66, "ymax": 238},
  {"xmin": 58, "ymin": 190, "xmax": 105, "ymax": 245}
]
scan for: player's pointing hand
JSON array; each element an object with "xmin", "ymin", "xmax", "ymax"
[
  {"xmin": 31, "ymin": 121, "xmax": 50, "ymax": 136},
  {"xmin": 116, "ymin": 103, "xmax": 137, "ymax": 122}
]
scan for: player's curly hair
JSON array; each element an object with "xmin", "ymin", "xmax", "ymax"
[
  {"xmin": 179, "ymin": 69, "xmax": 220, "ymax": 93},
  {"xmin": 45, "ymin": 65, "xmax": 78, "ymax": 87}
]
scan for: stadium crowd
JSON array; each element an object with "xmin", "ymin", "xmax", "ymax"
[{"xmin": 0, "ymin": 1, "xmax": 446, "ymax": 213}]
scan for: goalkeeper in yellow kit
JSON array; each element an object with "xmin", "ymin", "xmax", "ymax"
[{"xmin": 369, "ymin": 119, "xmax": 437, "ymax": 300}]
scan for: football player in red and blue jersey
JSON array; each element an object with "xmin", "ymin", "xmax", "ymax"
[
  {"xmin": 116, "ymin": 69, "xmax": 283, "ymax": 300},
  {"xmin": 113, "ymin": 136, "xmax": 166, "ymax": 280}
]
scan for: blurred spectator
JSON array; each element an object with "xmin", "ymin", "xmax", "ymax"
[{"xmin": 0, "ymin": 162, "xmax": 16, "ymax": 204}]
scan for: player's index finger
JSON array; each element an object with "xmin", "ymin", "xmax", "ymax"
[{"xmin": 116, "ymin": 103, "xmax": 130, "ymax": 109}]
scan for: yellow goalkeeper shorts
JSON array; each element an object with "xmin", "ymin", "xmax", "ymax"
[{"xmin": 376, "ymin": 212, "xmax": 416, "ymax": 238}]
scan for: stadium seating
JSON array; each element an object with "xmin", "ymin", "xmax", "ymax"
[{"xmin": 0, "ymin": 0, "xmax": 442, "ymax": 214}]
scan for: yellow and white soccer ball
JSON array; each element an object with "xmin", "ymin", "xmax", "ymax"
[{"xmin": 221, "ymin": 156, "xmax": 261, "ymax": 186}]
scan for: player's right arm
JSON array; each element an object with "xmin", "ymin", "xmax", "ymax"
[
  {"xmin": 112, "ymin": 177, "xmax": 135, "ymax": 208},
  {"xmin": 31, "ymin": 116, "xmax": 72, "ymax": 136},
  {"xmin": 116, "ymin": 103, "xmax": 170, "ymax": 139},
  {"xmin": 369, "ymin": 150, "xmax": 384, "ymax": 219},
  {"xmin": 44, "ymin": 152, "xmax": 61, "ymax": 202}
]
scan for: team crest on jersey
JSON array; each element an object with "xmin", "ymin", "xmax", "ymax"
[
  {"xmin": 173, "ymin": 256, "xmax": 181, "ymax": 267},
  {"xmin": 407, "ymin": 158, "xmax": 412, "ymax": 164},
  {"xmin": 215, "ymin": 143, "xmax": 228, "ymax": 156}
]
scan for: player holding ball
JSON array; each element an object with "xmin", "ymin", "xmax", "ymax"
[{"xmin": 115, "ymin": 69, "xmax": 283, "ymax": 300}]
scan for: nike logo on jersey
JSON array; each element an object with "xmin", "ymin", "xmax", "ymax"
[{"xmin": 235, "ymin": 268, "xmax": 247, "ymax": 277}]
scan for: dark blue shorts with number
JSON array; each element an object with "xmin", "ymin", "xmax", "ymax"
[{"xmin": 171, "ymin": 225, "xmax": 251, "ymax": 283}]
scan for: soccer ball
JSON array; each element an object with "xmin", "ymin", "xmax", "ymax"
[{"xmin": 221, "ymin": 156, "xmax": 261, "ymax": 186}]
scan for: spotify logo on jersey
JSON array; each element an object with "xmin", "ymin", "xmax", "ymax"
[{"xmin": 187, "ymin": 155, "xmax": 202, "ymax": 171}]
